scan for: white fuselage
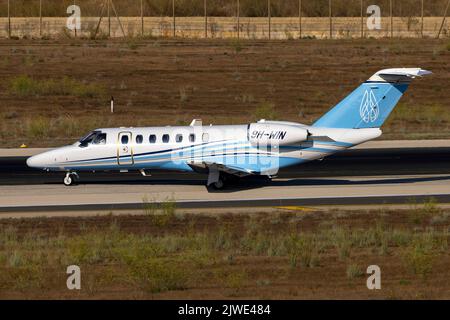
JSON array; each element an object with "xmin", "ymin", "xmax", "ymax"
[{"xmin": 27, "ymin": 121, "xmax": 381, "ymax": 176}]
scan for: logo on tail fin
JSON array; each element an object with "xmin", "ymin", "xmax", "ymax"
[{"xmin": 359, "ymin": 90, "xmax": 379, "ymax": 123}]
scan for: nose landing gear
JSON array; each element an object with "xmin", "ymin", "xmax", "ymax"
[{"xmin": 63, "ymin": 172, "xmax": 79, "ymax": 186}]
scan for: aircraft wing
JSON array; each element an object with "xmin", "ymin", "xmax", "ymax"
[{"xmin": 188, "ymin": 161, "xmax": 255, "ymax": 185}]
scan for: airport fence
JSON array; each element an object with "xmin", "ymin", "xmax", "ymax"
[{"xmin": 0, "ymin": 0, "xmax": 449, "ymax": 39}]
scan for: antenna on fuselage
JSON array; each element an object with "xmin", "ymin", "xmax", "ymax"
[{"xmin": 190, "ymin": 119, "xmax": 202, "ymax": 126}]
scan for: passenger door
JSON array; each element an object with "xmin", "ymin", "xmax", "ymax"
[{"xmin": 117, "ymin": 132, "xmax": 133, "ymax": 165}]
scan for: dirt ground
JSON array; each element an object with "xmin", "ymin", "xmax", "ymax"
[
  {"xmin": 0, "ymin": 38, "xmax": 449, "ymax": 147},
  {"xmin": 0, "ymin": 205, "xmax": 449, "ymax": 299}
]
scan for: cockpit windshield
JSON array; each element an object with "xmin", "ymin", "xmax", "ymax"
[{"xmin": 79, "ymin": 131, "xmax": 107, "ymax": 147}]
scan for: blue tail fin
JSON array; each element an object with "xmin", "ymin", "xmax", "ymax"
[{"xmin": 313, "ymin": 68, "xmax": 431, "ymax": 129}]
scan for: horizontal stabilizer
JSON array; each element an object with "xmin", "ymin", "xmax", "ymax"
[{"xmin": 368, "ymin": 68, "xmax": 432, "ymax": 82}]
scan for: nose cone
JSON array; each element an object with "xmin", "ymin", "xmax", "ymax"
[
  {"xmin": 26, "ymin": 154, "xmax": 43, "ymax": 168},
  {"xmin": 26, "ymin": 152, "xmax": 53, "ymax": 169}
]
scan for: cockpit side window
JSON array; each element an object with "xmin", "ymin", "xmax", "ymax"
[{"xmin": 80, "ymin": 131, "xmax": 96, "ymax": 143}]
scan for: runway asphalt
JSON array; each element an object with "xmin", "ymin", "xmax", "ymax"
[
  {"xmin": 1, "ymin": 174, "xmax": 450, "ymax": 212},
  {"xmin": 2, "ymin": 146, "xmax": 450, "ymax": 185},
  {"xmin": 1, "ymin": 142, "xmax": 450, "ymax": 213}
]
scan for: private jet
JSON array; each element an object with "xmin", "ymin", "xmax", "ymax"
[{"xmin": 27, "ymin": 68, "xmax": 431, "ymax": 189}]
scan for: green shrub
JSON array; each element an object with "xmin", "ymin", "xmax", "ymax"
[
  {"xmin": 333, "ymin": 227, "xmax": 352, "ymax": 261},
  {"xmin": 8, "ymin": 75, "xmax": 105, "ymax": 98},
  {"xmin": 8, "ymin": 251, "xmax": 23, "ymax": 267},
  {"xmin": 142, "ymin": 196, "xmax": 157, "ymax": 216},
  {"xmin": 253, "ymin": 101, "xmax": 278, "ymax": 120},
  {"xmin": 126, "ymin": 258, "xmax": 188, "ymax": 293},
  {"xmin": 27, "ymin": 117, "xmax": 51, "ymax": 138},
  {"xmin": 153, "ymin": 198, "xmax": 177, "ymax": 227},
  {"xmin": 0, "ymin": 225, "xmax": 18, "ymax": 246},
  {"xmin": 402, "ymin": 238, "xmax": 436, "ymax": 279},
  {"xmin": 142, "ymin": 196, "xmax": 177, "ymax": 226},
  {"xmin": 9, "ymin": 75, "xmax": 37, "ymax": 95},
  {"xmin": 286, "ymin": 233, "xmax": 320, "ymax": 268},
  {"xmin": 225, "ymin": 270, "xmax": 247, "ymax": 292},
  {"xmin": 230, "ymin": 38, "xmax": 244, "ymax": 53},
  {"xmin": 346, "ymin": 263, "xmax": 364, "ymax": 279},
  {"xmin": 423, "ymin": 197, "xmax": 441, "ymax": 216},
  {"xmin": 55, "ymin": 115, "xmax": 81, "ymax": 137}
]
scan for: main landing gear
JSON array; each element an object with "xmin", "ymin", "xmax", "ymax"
[
  {"xmin": 211, "ymin": 175, "xmax": 225, "ymax": 190},
  {"xmin": 63, "ymin": 172, "xmax": 79, "ymax": 186},
  {"xmin": 207, "ymin": 172, "xmax": 240, "ymax": 190}
]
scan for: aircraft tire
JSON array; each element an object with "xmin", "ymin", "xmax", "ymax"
[
  {"xmin": 63, "ymin": 173, "xmax": 76, "ymax": 186},
  {"xmin": 212, "ymin": 177, "xmax": 225, "ymax": 190}
]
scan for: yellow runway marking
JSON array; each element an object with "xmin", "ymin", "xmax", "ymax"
[{"xmin": 276, "ymin": 206, "xmax": 317, "ymax": 212}]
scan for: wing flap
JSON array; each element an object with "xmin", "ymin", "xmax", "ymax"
[{"xmin": 189, "ymin": 161, "xmax": 255, "ymax": 185}]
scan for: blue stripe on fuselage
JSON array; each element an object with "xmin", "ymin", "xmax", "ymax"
[{"xmin": 56, "ymin": 139, "xmax": 350, "ymax": 170}]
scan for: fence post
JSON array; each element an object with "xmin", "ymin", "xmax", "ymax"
[
  {"xmin": 108, "ymin": 0, "xmax": 111, "ymax": 37},
  {"xmin": 204, "ymin": 0, "xmax": 207, "ymax": 38},
  {"xmin": 237, "ymin": 0, "xmax": 240, "ymax": 39},
  {"xmin": 7, "ymin": 0, "xmax": 11, "ymax": 38},
  {"xmin": 437, "ymin": 0, "xmax": 450, "ymax": 39},
  {"xmin": 74, "ymin": 0, "xmax": 77, "ymax": 37},
  {"xmin": 329, "ymin": 0, "xmax": 332, "ymax": 39},
  {"xmin": 360, "ymin": 0, "xmax": 364, "ymax": 38},
  {"xmin": 172, "ymin": 0, "xmax": 176, "ymax": 37},
  {"xmin": 39, "ymin": 0, "xmax": 42, "ymax": 37},
  {"xmin": 94, "ymin": 0, "xmax": 106, "ymax": 39},
  {"xmin": 268, "ymin": 0, "xmax": 271, "ymax": 39},
  {"xmin": 110, "ymin": 0, "xmax": 125, "ymax": 37},
  {"xmin": 299, "ymin": 0, "xmax": 302, "ymax": 39},
  {"xmin": 140, "ymin": 0, "xmax": 144, "ymax": 36},
  {"xmin": 390, "ymin": 0, "xmax": 393, "ymax": 38},
  {"xmin": 421, "ymin": 0, "xmax": 424, "ymax": 38}
]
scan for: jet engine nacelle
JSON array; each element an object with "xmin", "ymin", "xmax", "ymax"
[{"xmin": 248, "ymin": 123, "xmax": 309, "ymax": 146}]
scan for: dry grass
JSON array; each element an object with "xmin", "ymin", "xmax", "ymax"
[
  {"xmin": 0, "ymin": 204, "xmax": 449, "ymax": 299},
  {"xmin": 253, "ymin": 101, "xmax": 278, "ymax": 121},
  {"xmin": 8, "ymin": 75, "xmax": 105, "ymax": 98},
  {"xmin": 0, "ymin": 38, "xmax": 449, "ymax": 147}
]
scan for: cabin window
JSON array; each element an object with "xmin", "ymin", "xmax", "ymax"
[
  {"xmin": 149, "ymin": 134, "xmax": 156, "ymax": 143},
  {"xmin": 92, "ymin": 133, "xmax": 107, "ymax": 145},
  {"xmin": 162, "ymin": 134, "xmax": 170, "ymax": 143},
  {"xmin": 189, "ymin": 134, "xmax": 195, "ymax": 143},
  {"xmin": 136, "ymin": 135, "xmax": 143, "ymax": 144},
  {"xmin": 121, "ymin": 135, "xmax": 129, "ymax": 144},
  {"xmin": 176, "ymin": 134, "xmax": 183, "ymax": 143},
  {"xmin": 202, "ymin": 133, "xmax": 209, "ymax": 143}
]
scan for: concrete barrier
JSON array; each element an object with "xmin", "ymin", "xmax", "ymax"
[{"xmin": 2, "ymin": 17, "xmax": 449, "ymax": 39}]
